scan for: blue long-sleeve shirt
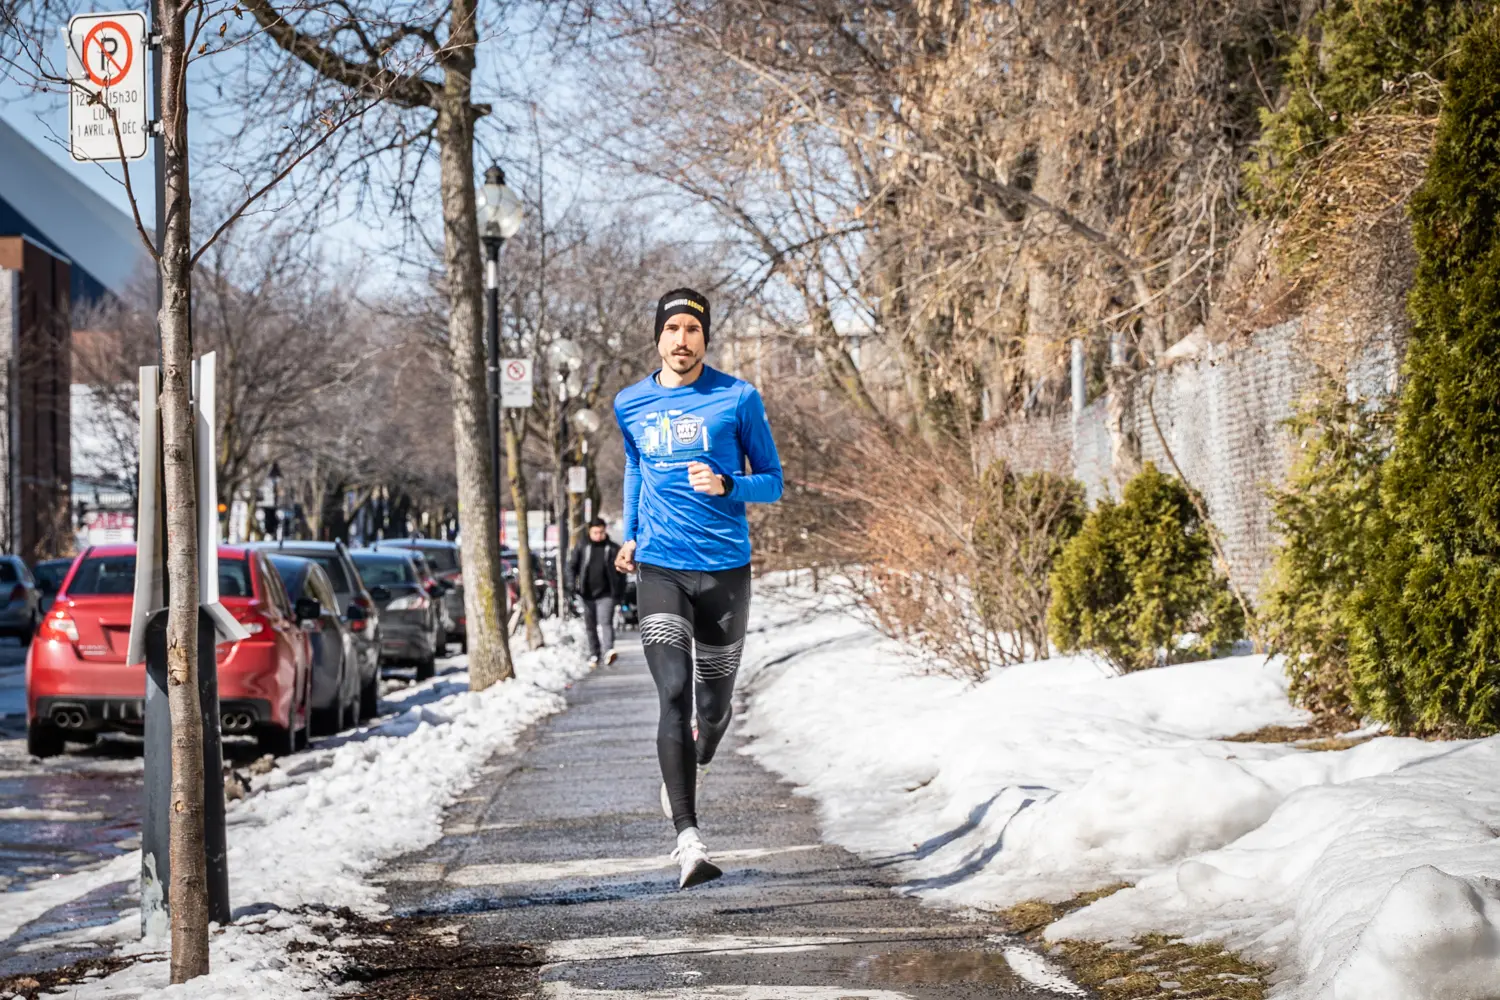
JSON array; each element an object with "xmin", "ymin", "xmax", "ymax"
[{"xmin": 615, "ymin": 366, "xmax": 783, "ymax": 571}]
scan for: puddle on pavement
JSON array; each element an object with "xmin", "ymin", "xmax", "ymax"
[
  {"xmin": 0, "ymin": 753, "xmax": 143, "ymax": 890},
  {"xmin": 403, "ymin": 877, "xmax": 676, "ymax": 917},
  {"xmin": 858, "ymin": 946, "xmax": 1023, "ymax": 988},
  {"xmin": 0, "ymin": 879, "xmax": 136, "ymax": 977}
]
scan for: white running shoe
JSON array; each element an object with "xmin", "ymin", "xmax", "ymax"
[
  {"xmin": 672, "ymin": 829, "xmax": 722, "ymax": 889},
  {"xmin": 606, "ymin": 648, "xmax": 619, "ymax": 665},
  {"xmin": 587, "ymin": 655, "xmax": 599, "ymax": 668}
]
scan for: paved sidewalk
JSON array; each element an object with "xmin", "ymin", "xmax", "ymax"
[{"xmin": 374, "ymin": 639, "xmax": 1073, "ymax": 999}]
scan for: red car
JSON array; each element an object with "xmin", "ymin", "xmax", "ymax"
[{"xmin": 26, "ymin": 544, "xmax": 314, "ymax": 758}]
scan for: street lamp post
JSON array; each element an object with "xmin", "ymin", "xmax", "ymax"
[
  {"xmin": 268, "ymin": 461, "xmax": 283, "ymax": 540},
  {"xmin": 478, "ymin": 165, "xmax": 524, "ymax": 549},
  {"xmin": 546, "ymin": 339, "xmax": 583, "ymax": 617}
]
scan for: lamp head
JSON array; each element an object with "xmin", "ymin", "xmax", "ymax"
[{"xmin": 479, "ymin": 164, "xmax": 524, "ymax": 242}]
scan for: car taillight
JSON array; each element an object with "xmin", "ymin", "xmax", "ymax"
[
  {"xmin": 231, "ymin": 607, "xmax": 271, "ymax": 637},
  {"xmin": 386, "ymin": 593, "xmax": 429, "ymax": 611},
  {"xmin": 39, "ymin": 611, "xmax": 78, "ymax": 642},
  {"xmin": 8, "ymin": 584, "xmax": 24, "ymax": 603}
]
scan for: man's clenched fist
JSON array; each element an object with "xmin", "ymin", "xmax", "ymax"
[{"xmin": 688, "ymin": 461, "xmax": 727, "ymax": 496}]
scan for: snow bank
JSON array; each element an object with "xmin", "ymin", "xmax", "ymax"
[
  {"xmin": 19, "ymin": 622, "xmax": 590, "ymax": 999},
  {"xmin": 739, "ymin": 577, "xmax": 1499, "ymax": 999}
]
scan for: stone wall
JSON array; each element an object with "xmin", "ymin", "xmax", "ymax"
[{"xmin": 984, "ymin": 320, "xmax": 1400, "ymax": 600}]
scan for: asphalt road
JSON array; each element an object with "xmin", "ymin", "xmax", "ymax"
[{"xmin": 378, "ymin": 640, "xmax": 1072, "ymax": 999}]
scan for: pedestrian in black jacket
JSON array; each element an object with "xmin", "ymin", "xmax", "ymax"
[{"xmin": 568, "ymin": 518, "xmax": 625, "ymax": 665}]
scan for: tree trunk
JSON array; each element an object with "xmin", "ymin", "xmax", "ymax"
[
  {"xmin": 505, "ymin": 414, "xmax": 542, "ymax": 648},
  {"xmin": 436, "ymin": 43, "xmax": 513, "ymax": 690},
  {"xmin": 158, "ymin": 0, "xmax": 209, "ymax": 979}
]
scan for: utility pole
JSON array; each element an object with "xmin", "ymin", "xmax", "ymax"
[{"xmin": 478, "ymin": 164, "xmax": 519, "ymax": 554}]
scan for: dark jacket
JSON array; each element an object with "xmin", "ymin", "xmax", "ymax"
[{"xmin": 568, "ymin": 538, "xmax": 625, "ymax": 601}]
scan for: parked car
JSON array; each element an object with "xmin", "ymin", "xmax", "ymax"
[
  {"xmin": 245, "ymin": 540, "xmax": 380, "ymax": 720},
  {"xmin": 400, "ymin": 548, "xmax": 453, "ymax": 653},
  {"xmin": 31, "ymin": 557, "xmax": 75, "ymax": 615},
  {"xmin": 350, "ymin": 549, "xmax": 441, "ymax": 681},
  {"xmin": 268, "ymin": 555, "xmax": 361, "ymax": 734},
  {"xmin": 373, "ymin": 539, "xmax": 465, "ymax": 653},
  {"xmin": 0, "ymin": 555, "xmax": 42, "ymax": 643},
  {"xmin": 26, "ymin": 544, "xmax": 314, "ymax": 758}
]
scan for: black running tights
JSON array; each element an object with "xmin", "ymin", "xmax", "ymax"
[{"xmin": 638, "ymin": 562, "xmax": 752, "ymax": 833}]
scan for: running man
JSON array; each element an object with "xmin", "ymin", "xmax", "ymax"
[{"xmin": 614, "ymin": 287, "xmax": 783, "ymax": 889}]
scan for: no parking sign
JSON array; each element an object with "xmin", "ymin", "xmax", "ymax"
[
  {"xmin": 501, "ymin": 358, "xmax": 534, "ymax": 408},
  {"xmin": 66, "ymin": 10, "xmax": 149, "ymax": 161}
]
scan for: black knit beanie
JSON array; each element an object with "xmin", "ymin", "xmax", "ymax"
[{"xmin": 654, "ymin": 288, "xmax": 711, "ymax": 345}]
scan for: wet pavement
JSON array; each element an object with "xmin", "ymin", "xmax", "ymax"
[
  {"xmin": 377, "ymin": 640, "xmax": 1075, "ymax": 999},
  {"xmin": 0, "ymin": 643, "xmax": 145, "ymax": 977}
]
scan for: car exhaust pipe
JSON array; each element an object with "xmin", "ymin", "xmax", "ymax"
[
  {"xmin": 52, "ymin": 708, "xmax": 86, "ymax": 729},
  {"xmin": 221, "ymin": 711, "xmax": 254, "ymax": 732}
]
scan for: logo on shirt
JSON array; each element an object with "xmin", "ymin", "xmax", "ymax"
[
  {"xmin": 672, "ymin": 414, "xmax": 704, "ymax": 446},
  {"xmin": 639, "ymin": 409, "xmax": 711, "ymax": 464}
]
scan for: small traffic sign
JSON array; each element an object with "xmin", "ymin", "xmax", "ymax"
[
  {"xmin": 567, "ymin": 466, "xmax": 588, "ymax": 494},
  {"xmin": 501, "ymin": 357, "xmax": 533, "ymax": 408},
  {"xmin": 66, "ymin": 11, "xmax": 148, "ymax": 162}
]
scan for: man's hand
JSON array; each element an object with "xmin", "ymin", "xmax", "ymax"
[
  {"xmin": 688, "ymin": 461, "xmax": 726, "ymax": 496},
  {"xmin": 615, "ymin": 540, "xmax": 637, "ymax": 573}
]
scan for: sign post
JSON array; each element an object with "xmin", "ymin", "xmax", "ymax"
[
  {"xmin": 128, "ymin": 353, "xmax": 246, "ymax": 936},
  {"xmin": 65, "ymin": 10, "xmax": 149, "ymax": 162},
  {"xmin": 500, "ymin": 358, "xmax": 533, "ymax": 408}
]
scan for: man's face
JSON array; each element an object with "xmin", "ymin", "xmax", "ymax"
[
  {"xmin": 658, "ymin": 313, "xmax": 706, "ymax": 374},
  {"xmin": 589, "ymin": 525, "xmax": 607, "ymax": 543}
]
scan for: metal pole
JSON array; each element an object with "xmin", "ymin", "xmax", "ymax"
[
  {"xmin": 485, "ymin": 239, "xmax": 502, "ymax": 549},
  {"xmin": 554, "ymin": 384, "xmax": 569, "ymax": 618},
  {"xmin": 1071, "ymin": 338, "xmax": 1086, "ymax": 419},
  {"xmin": 141, "ymin": 0, "xmax": 170, "ymax": 936},
  {"xmin": 197, "ymin": 609, "xmax": 229, "ymax": 924}
]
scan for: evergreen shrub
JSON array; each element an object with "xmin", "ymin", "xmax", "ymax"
[
  {"xmin": 1048, "ymin": 463, "xmax": 1244, "ymax": 673},
  {"xmin": 1247, "ymin": 0, "xmax": 1476, "ymax": 209},
  {"xmin": 1262, "ymin": 389, "xmax": 1392, "ymax": 721},
  {"xmin": 1348, "ymin": 11, "xmax": 1500, "ymax": 734}
]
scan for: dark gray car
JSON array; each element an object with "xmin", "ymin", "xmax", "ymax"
[
  {"xmin": 0, "ymin": 555, "xmax": 42, "ymax": 642},
  {"xmin": 268, "ymin": 555, "xmax": 360, "ymax": 734},
  {"xmin": 373, "ymin": 539, "xmax": 465, "ymax": 653},
  {"xmin": 31, "ymin": 557, "xmax": 74, "ymax": 616},
  {"xmin": 246, "ymin": 540, "xmax": 381, "ymax": 720},
  {"xmin": 351, "ymin": 550, "xmax": 441, "ymax": 681}
]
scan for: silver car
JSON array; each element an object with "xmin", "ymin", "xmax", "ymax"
[{"xmin": 0, "ymin": 555, "xmax": 42, "ymax": 643}]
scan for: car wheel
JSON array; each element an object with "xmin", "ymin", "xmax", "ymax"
[
  {"xmin": 415, "ymin": 652, "xmax": 436, "ymax": 682},
  {"xmin": 19, "ymin": 615, "xmax": 36, "ymax": 645},
  {"xmin": 27, "ymin": 721, "xmax": 64, "ymax": 758},
  {"xmin": 459, "ymin": 633, "xmax": 468, "ymax": 654},
  {"xmin": 311, "ymin": 705, "xmax": 341, "ymax": 736},
  {"xmin": 257, "ymin": 722, "xmax": 296, "ymax": 757},
  {"xmin": 294, "ymin": 688, "xmax": 311, "ymax": 751},
  {"xmin": 359, "ymin": 674, "xmax": 378, "ymax": 721}
]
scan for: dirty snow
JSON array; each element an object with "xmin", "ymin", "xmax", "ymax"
[
  {"xmin": 738, "ymin": 575, "xmax": 1500, "ymax": 1000},
  {"xmin": 9, "ymin": 620, "xmax": 589, "ymax": 998}
]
